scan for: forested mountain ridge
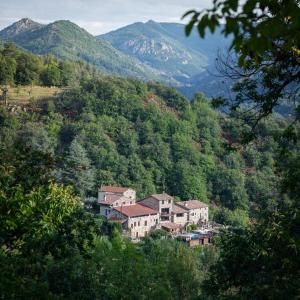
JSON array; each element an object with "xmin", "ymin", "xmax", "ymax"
[
  {"xmin": 0, "ymin": 18, "xmax": 231, "ymax": 97},
  {"xmin": 0, "ymin": 18, "xmax": 161, "ymax": 80}
]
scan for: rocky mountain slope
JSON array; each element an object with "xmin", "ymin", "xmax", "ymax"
[{"xmin": 100, "ymin": 20, "xmax": 231, "ymax": 97}]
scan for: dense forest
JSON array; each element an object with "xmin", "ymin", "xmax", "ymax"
[
  {"xmin": 0, "ymin": 43, "xmax": 98, "ymax": 87},
  {"xmin": 1, "ymin": 0, "xmax": 300, "ymax": 298},
  {"xmin": 1, "ymin": 41, "xmax": 298, "ymax": 299},
  {"xmin": 0, "ymin": 42, "xmax": 287, "ymax": 227}
]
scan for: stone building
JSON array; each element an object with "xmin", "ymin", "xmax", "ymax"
[
  {"xmin": 99, "ymin": 194, "xmax": 135, "ymax": 218},
  {"xmin": 98, "ymin": 185, "xmax": 136, "ymax": 218},
  {"xmin": 98, "ymin": 186, "xmax": 209, "ymax": 239},
  {"xmin": 176, "ymin": 200, "xmax": 209, "ymax": 224},
  {"xmin": 171, "ymin": 204, "xmax": 189, "ymax": 226},
  {"xmin": 109, "ymin": 204, "xmax": 159, "ymax": 239},
  {"xmin": 138, "ymin": 193, "xmax": 174, "ymax": 222},
  {"xmin": 98, "ymin": 185, "xmax": 136, "ymax": 202}
]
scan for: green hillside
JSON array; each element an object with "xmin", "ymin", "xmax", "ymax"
[{"xmin": 0, "ymin": 18, "xmax": 160, "ymax": 80}]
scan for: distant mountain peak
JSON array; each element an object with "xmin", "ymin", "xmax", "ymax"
[
  {"xmin": 0, "ymin": 18, "xmax": 43, "ymax": 40},
  {"xmin": 18, "ymin": 17, "xmax": 35, "ymax": 24},
  {"xmin": 146, "ymin": 20, "xmax": 157, "ymax": 24},
  {"xmin": 11, "ymin": 17, "xmax": 42, "ymax": 29}
]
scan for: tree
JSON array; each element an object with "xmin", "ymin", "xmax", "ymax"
[
  {"xmin": 15, "ymin": 52, "xmax": 40, "ymax": 85},
  {"xmin": 0, "ymin": 53, "xmax": 16, "ymax": 85},
  {"xmin": 184, "ymin": 1, "xmax": 300, "ymax": 298},
  {"xmin": 61, "ymin": 139, "xmax": 95, "ymax": 198},
  {"xmin": 184, "ymin": 0, "xmax": 300, "ymax": 134},
  {"xmin": 41, "ymin": 64, "xmax": 61, "ymax": 86},
  {"xmin": 169, "ymin": 160, "xmax": 207, "ymax": 201},
  {"xmin": 212, "ymin": 166, "xmax": 249, "ymax": 210}
]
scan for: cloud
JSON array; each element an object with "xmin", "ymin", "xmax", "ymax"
[{"xmin": 0, "ymin": 0, "xmax": 213, "ymax": 34}]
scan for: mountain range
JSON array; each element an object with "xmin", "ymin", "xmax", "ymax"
[{"xmin": 0, "ymin": 18, "xmax": 231, "ymax": 97}]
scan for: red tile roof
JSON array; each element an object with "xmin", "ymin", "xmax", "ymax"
[
  {"xmin": 100, "ymin": 185, "xmax": 131, "ymax": 193},
  {"xmin": 99, "ymin": 194, "xmax": 123, "ymax": 205},
  {"xmin": 114, "ymin": 204, "xmax": 158, "ymax": 217},
  {"xmin": 177, "ymin": 200, "xmax": 208, "ymax": 210}
]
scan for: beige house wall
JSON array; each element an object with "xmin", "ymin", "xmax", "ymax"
[
  {"xmin": 188, "ymin": 207, "xmax": 209, "ymax": 224},
  {"xmin": 111, "ymin": 196, "xmax": 135, "ymax": 207},
  {"xmin": 171, "ymin": 212, "xmax": 188, "ymax": 226},
  {"xmin": 123, "ymin": 189, "xmax": 136, "ymax": 200},
  {"xmin": 110, "ymin": 210, "xmax": 159, "ymax": 239},
  {"xmin": 158, "ymin": 198, "xmax": 173, "ymax": 213}
]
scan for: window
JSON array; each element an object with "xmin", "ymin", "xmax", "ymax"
[
  {"xmin": 156, "ymin": 219, "xmax": 158, "ymax": 224},
  {"xmin": 144, "ymin": 220, "xmax": 147, "ymax": 226},
  {"xmin": 161, "ymin": 208, "xmax": 169, "ymax": 214},
  {"xmin": 131, "ymin": 224, "xmax": 133, "ymax": 228},
  {"xmin": 134, "ymin": 222, "xmax": 136, "ymax": 227},
  {"xmin": 138, "ymin": 221, "xmax": 140, "ymax": 226},
  {"xmin": 122, "ymin": 201, "xmax": 125, "ymax": 205},
  {"xmin": 136, "ymin": 232, "xmax": 139, "ymax": 238},
  {"xmin": 168, "ymin": 200, "xmax": 171, "ymax": 204},
  {"xmin": 176, "ymin": 213, "xmax": 184, "ymax": 217},
  {"xmin": 162, "ymin": 200, "xmax": 164, "ymax": 205},
  {"xmin": 115, "ymin": 202, "xmax": 119, "ymax": 206},
  {"xmin": 130, "ymin": 201, "xmax": 132, "ymax": 204},
  {"xmin": 144, "ymin": 231, "xmax": 148, "ymax": 236}
]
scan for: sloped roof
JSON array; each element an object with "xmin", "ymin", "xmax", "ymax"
[
  {"xmin": 98, "ymin": 194, "xmax": 123, "ymax": 205},
  {"xmin": 114, "ymin": 204, "xmax": 158, "ymax": 217},
  {"xmin": 177, "ymin": 200, "xmax": 208, "ymax": 210},
  {"xmin": 100, "ymin": 185, "xmax": 132, "ymax": 193},
  {"xmin": 172, "ymin": 204, "xmax": 188, "ymax": 214},
  {"xmin": 149, "ymin": 193, "xmax": 173, "ymax": 202},
  {"xmin": 161, "ymin": 222, "xmax": 182, "ymax": 230}
]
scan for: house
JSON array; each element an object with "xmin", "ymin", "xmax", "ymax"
[
  {"xmin": 109, "ymin": 203, "xmax": 159, "ymax": 239},
  {"xmin": 98, "ymin": 186, "xmax": 210, "ymax": 240},
  {"xmin": 98, "ymin": 185, "xmax": 136, "ymax": 218},
  {"xmin": 98, "ymin": 185, "xmax": 136, "ymax": 202},
  {"xmin": 176, "ymin": 200, "xmax": 209, "ymax": 224},
  {"xmin": 99, "ymin": 194, "xmax": 135, "ymax": 217},
  {"xmin": 171, "ymin": 204, "xmax": 188, "ymax": 226},
  {"xmin": 138, "ymin": 193, "xmax": 174, "ymax": 222},
  {"xmin": 161, "ymin": 222, "xmax": 182, "ymax": 234}
]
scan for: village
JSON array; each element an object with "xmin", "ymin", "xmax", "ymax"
[{"xmin": 98, "ymin": 185, "xmax": 221, "ymax": 246}]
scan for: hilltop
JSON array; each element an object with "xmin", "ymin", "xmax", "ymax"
[
  {"xmin": 0, "ymin": 18, "xmax": 231, "ymax": 98},
  {"xmin": 100, "ymin": 20, "xmax": 208, "ymax": 81},
  {"xmin": 0, "ymin": 18, "xmax": 160, "ymax": 80}
]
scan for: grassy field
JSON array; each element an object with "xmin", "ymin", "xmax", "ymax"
[{"xmin": 0, "ymin": 86, "xmax": 64, "ymax": 106}]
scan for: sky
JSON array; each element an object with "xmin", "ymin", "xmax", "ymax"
[{"xmin": 0, "ymin": 0, "xmax": 213, "ymax": 35}]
